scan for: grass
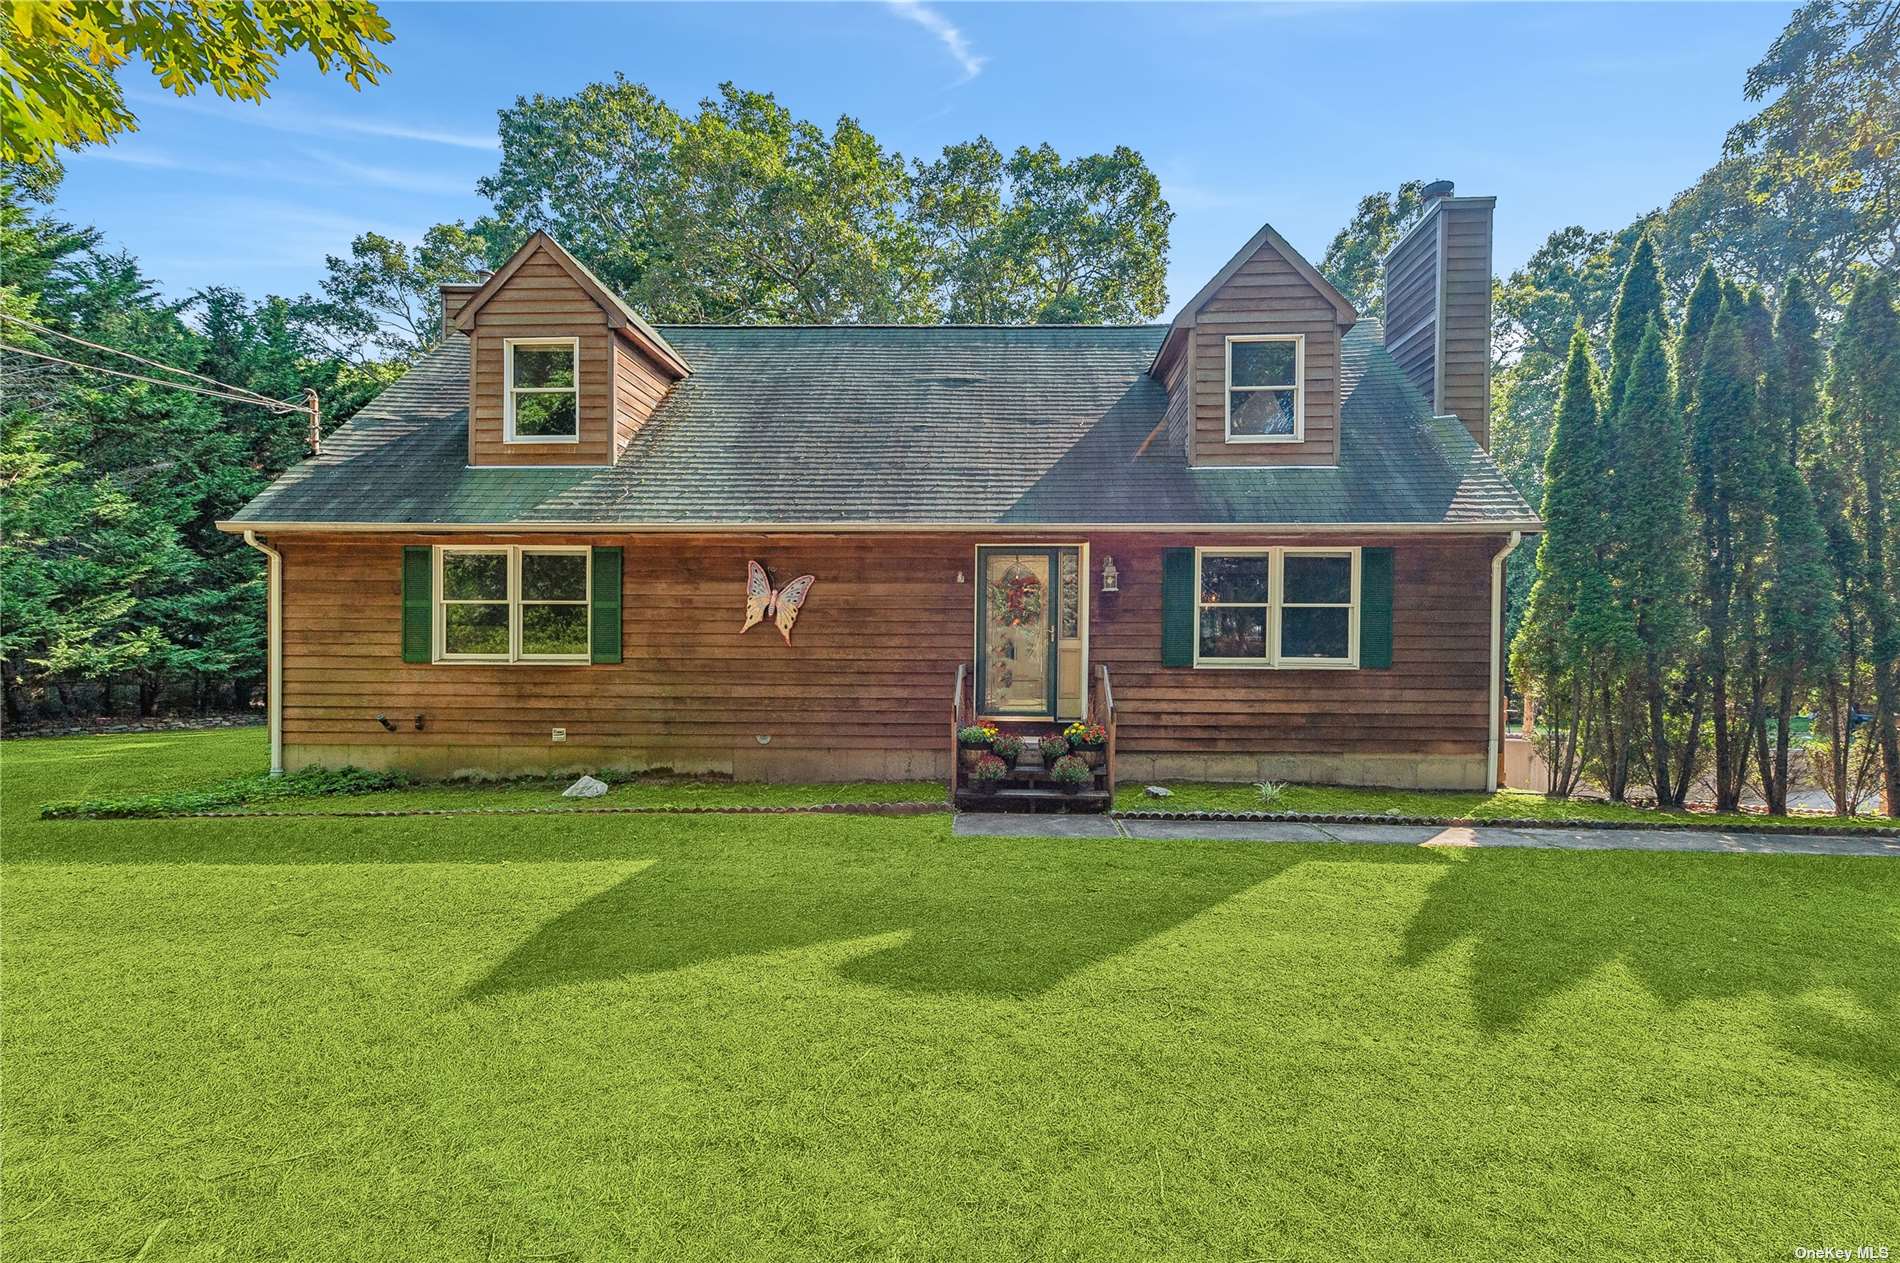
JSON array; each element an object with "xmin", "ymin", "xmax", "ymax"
[
  {"xmin": 1115, "ymin": 780, "xmax": 1897, "ymax": 830},
  {"xmin": 12, "ymin": 731, "xmax": 944, "ymax": 819},
  {"xmin": 4, "ymin": 728, "xmax": 1897, "ymax": 1260}
]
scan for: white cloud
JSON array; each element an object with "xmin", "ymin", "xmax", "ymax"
[
  {"xmin": 127, "ymin": 89, "xmax": 498, "ymax": 151},
  {"xmin": 887, "ymin": 0, "xmax": 986, "ymax": 83},
  {"xmin": 301, "ymin": 150, "xmax": 473, "ymax": 196}
]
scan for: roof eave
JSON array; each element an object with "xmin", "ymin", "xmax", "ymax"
[{"xmin": 218, "ymin": 517, "xmax": 1543, "ymax": 536}]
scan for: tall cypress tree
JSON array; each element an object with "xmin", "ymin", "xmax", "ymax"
[
  {"xmin": 1774, "ymin": 276, "xmax": 1823, "ymax": 466},
  {"xmin": 1751, "ymin": 277, "xmax": 1836, "ymax": 812},
  {"xmin": 1826, "ymin": 275, "xmax": 1900, "ymax": 816},
  {"xmin": 1738, "ymin": 285, "xmax": 1776, "ymax": 376},
  {"xmin": 1512, "ymin": 326, "xmax": 1613, "ymax": 796},
  {"xmin": 1612, "ymin": 321, "xmax": 1695, "ymax": 805},
  {"xmin": 1605, "ymin": 234, "xmax": 1664, "ymax": 412},
  {"xmin": 1693, "ymin": 298, "xmax": 1774, "ymax": 811},
  {"xmin": 1592, "ymin": 237, "xmax": 1668, "ymax": 799},
  {"xmin": 1758, "ymin": 454, "xmax": 1839, "ymax": 812},
  {"xmin": 1676, "ymin": 263, "xmax": 1723, "ymax": 405}
]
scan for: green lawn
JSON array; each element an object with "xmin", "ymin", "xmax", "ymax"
[
  {"xmin": 4, "ymin": 729, "xmax": 1896, "ymax": 1260},
  {"xmin": 1115, "ymin": 779, "xmax": 1896, "ymax": 830}
]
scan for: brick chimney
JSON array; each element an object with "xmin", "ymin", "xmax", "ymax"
[{"xmin": 1382, "ymin": 181, "xmax": 1495, "ymax": 448}]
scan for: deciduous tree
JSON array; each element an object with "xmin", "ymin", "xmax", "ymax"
[{"xmin": 0, "ymin": 0, "xmax": 393, "ymax": 177}]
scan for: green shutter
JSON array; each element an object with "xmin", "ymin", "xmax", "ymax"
[
  {"xmin": 401, "ymin": 546, "xmax": 432, "ymax": 663},
  {"xmin": 1160, "ymin": 547, "xmax": 1195, "ymax": 667},
  {"xmin": 590, "ymin": 546, "xmax": 623, "ymax": 664},
  {"xmin": 1360, "ymin": 547, "xmax": 1394, "ymax": 669}
]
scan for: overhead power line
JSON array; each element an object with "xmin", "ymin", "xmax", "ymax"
[
  {"xmin": 0, "ymin": 311, "xmax": 293, "ymax": 409},
  {"xmin": 0, "ymin": 342, "xmax": 303, "ymax": 413}
]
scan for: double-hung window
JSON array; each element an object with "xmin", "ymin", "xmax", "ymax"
[
  {"xmin": 504, "ymin": 338, "xmax": 580, "ymax": 442},
  {"xmin": 1194, "ymin": 547, "xmax": 1358, "ymax": 668},
  {"xmin": 437, "ymin": 546, "xmax": 590, "ymax": 662},
  {"xmin": 1225, "ymin": 334, "xmax": 1303, "ymax": 442}
]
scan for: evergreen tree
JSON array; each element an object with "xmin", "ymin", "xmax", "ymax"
[
  {"xmin": 1751, "ymin": 276, "xmax": 1836, "ymax": 811},
  {"xmin": 1512, "ymin": 327, "xmax": 1614, "ymax": 796},
  {"xmin": 1737, "ymin": 284, "xmax": 1776, "ymax": 375},
  {"xmin": 1825, "ymin": 275, "xmax": 1900, "ymax": 816},
  {"xmin": 1611, "ymin": 322, "xmax": 1695, "ymax": 805},
  {"xmin": 1692, "ymin": 298, "xmax": 1774, "ymax": 811},
  {"xmin": 1605, "ymin": 235, "xmax": 1665, "ymax": 410},
  {"xmin": 1676, "ymin": 263, "xmax": 1724, "ymax": 404},
  {"xmin": 1593, "ymin": 238, "xmax": 1669, "ymax": 799},
  {"xmin": 1773, "ymin": 276, "xmax": 1823, "ymax": 466},
  {"xmin": 1757, "ymin": 452, "xmax": 1839, "ymax": 812}
]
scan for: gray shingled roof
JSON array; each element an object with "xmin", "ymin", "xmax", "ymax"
[{"xmin": 227, "ymin": 321, "xmax": 1537, "ymax": 528}]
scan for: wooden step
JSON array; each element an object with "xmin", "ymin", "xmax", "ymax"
[{"xmin": 955, "ymin": 786, "xmax": 1110, "ymax": 814}]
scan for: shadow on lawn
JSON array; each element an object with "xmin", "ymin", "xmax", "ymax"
[
  {"xmin": 464, "ymin": 838, "xmax": 1439, "ymax": 1001},
  {"xmin": 1399, "ymin": 850, "xmax": 1898, "ymax": 1080}
]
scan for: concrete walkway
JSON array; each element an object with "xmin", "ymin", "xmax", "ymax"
[{"xmin": 952, "ymin": 813, "xmax": 1900, "ymax": 857}]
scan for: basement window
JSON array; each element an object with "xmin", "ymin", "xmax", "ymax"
[
  {"xmin": 1225, "ymin": 334, "xmax": 1304, "ymax": 442},
  {"xmin": 504, "ymin": 338, "xmax": 580, "ymax": 442},
  {"xmin": 437, "ymin": 546, "xmax": 590, "ymax": 662}
]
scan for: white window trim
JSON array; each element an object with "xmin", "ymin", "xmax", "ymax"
[
  {"xmin": 434, "ymin": 544, "xmax": 591, "ymax": 664},
  {"xmin": 503, "ymin": 337, "xmax": 581, "ymax": 445},
  {"xmin": 1224, "ymin": 333, "xmax": 1305, "ymax": 444},
  {"xmin": 1192, "ymin": 546, "xmax": 1359, "ymax": 670}
]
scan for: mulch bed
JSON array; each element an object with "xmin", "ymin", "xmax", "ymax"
[{"xmin": 4, "ymin": 713, "xmax": 264, "ymax": 740}]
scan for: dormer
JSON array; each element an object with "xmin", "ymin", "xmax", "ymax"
[
  {"xmin": 448, "ymin": 232, "xmax": 689, "ymax": 468},
  {"xmin": 1149, "ymin": 222, "xmax": 1358, "ymax": 467}
]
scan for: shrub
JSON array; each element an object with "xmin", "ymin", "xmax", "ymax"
[
  {"xmin": 1049, "ymin": 754, "xmax": 1092, "ymax": 787},
  {"xmin": 957, "ymin": 723, "xmax": 999, "ymax": 748},
  {"xmin": 990, "ymin": 732, "xmax": 1024, "ymax": 764},
  {"xmin": 42, "ymin": 765, "xmax": 413, "ymax": 820},
  {"xmin": 1253, "ymin": 780, "xmax": 1287, "ymax": 808},
  {"xmin": 1038, "ymin": 735, "xmax": 1070, "ymax": 761},
  {"xmin": 968, "ymin": 753, "xmax": 1009, "ymax": 785}
]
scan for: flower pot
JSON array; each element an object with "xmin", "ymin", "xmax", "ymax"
[
  {"xmin": 959, "ymin": 745, "xmax": 987, "ymax": 769},
  {"xmin": 1072, "ymin": 747, "xmax": 1105, "ymax": 768},
  {"xmin": 1057, "ymin": 779, "xmax": 1084, "ymax": 795}
]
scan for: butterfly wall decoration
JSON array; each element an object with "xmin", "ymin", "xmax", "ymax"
[{"xmin": 742, "ymin": 561, "xmax": 816, "ymax": 646}]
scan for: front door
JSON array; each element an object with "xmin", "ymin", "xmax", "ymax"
[{"xmin": 976, "ymin": 546, "xmax": 1085, "ymax": 719}]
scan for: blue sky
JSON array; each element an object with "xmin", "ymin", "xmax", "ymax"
[{"xmin": 54, "ymin": 1, "xmax": 1795, "ymax": 319}]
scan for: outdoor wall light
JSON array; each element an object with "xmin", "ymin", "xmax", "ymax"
[
  {"xmin": 375, "ymin": 713, "xmax": 397, "ymax": 732},
  {"xmin": 1100, "ymin": 556, "xmax": 1120, "ymax": 594},
  {"xmin": 414, "ymin": 714, "xmax": 426, "ymax": 731}
]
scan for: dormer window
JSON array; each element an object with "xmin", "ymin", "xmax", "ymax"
[
  {"xmin": 1225, "ymin": 334, "xmax": 1303, "ymax": 443},
  {"xmin": 504, "ymin": 338, "xmax": 580, "ymax": 443}
]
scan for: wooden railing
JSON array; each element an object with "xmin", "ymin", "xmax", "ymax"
[
  {"xmin": 949, "ymin": 662, "xmax": 968, "ymax": 802},
  {"xmin": 1090, "ymin": 663, "xmax": 1117, "ymax": 804}
]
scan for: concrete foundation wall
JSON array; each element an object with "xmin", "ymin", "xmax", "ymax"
[{"xmin": 287, "ymin": 742, "xmax": 1485, "ymax": 791}]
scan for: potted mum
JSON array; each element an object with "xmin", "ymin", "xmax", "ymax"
[
  {"xmin": 990, "ymin": 731, "xmax": 1024, "ymax": 769},
  {"xmin": 968, "ymin": 752, "xmax": 1009, "ymax": 789},
  {"xmin": 1038, "ymin": 734, "xmax": 1070, "ymax": 763},
  {"xmin": 957, "ymin": 723, "xmax": 998, "ymax": 769},
  {"xmin": 1048, "ymin": 754, "xmax": 1092, "ymax": 793},
  {"xmin": 1064, "ymin": 721, "xmax": 1108, "ymax": 768}
]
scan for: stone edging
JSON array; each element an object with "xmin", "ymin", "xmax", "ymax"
[{"xmin": 1110, "ymin": 808, "xmax": 1900, "ymax": 838}]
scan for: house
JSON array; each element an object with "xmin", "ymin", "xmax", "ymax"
[{"xmin": 220, "ymin": 180, "xmax": 1538, "ymax": 795}]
